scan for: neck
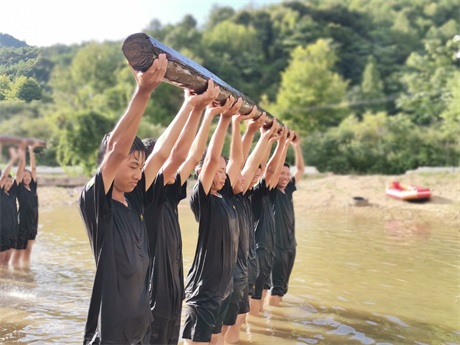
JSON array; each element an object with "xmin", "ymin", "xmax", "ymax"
[{"xmin": 112, "ymin": 189, "xmax": 127, "ymax": 205}]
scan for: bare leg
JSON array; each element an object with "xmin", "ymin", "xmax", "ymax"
[
  {"xmin": 183, "ymin": 339, "xmax": 209, "ymax": 345},
  {"xmin": 260, "ymin": 289, "xmax": 268, "ymax": 311},
  {"xmin": 0, "ymin": 252, "xmax": 8, "ymax": 266},
  {"xmin": 249, "ymin": 298, "xmax": 261, "ymax": 317},
  {"xmin": 3, "ymin": 250, "xmax": 12, "ymax": 267},
  {"xmin": 267, "ymin": 295, "xmax": 282, "ymax": 307},
  {"xmin": 210, "ymin": 333, "xmax": 222, "ymax": 345},
  {"xmin": 9, "ymin": 249, "xmax": 22, "ymax": 268},
  {"xmin": 21, "ymin": 240, "xmax": 34, "ymax": 269},
  {"xmin": 224, "ymin": 313, "xmax": 246, "ymax": 343}
]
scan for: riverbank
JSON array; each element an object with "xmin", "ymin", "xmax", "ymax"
[{"xmin": 37, "ymin": 170, "xmax": 460, "ymax": 228}]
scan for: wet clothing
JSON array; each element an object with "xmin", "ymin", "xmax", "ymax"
[
  {"xmin": 251, "ymin": 178, "xmax": 276, "ymax": 300},
  {"xmin": 1, "ymin": 182, "xmax": 19, "ymax": 251},
  {"xmin": 182, "ymin": 176, "xmax": 238, "ymax": 343},
  {"xmin": 271, "ymin": 178, "xmax": 297, "ymax": 296},
  {"xmin": 144, "ymin": 171, "xmax": 186, "ymax": 345},
  {"xmin": 245, "ymin": 189, "xmax": 259, "ymax": 296},
  {"xmin": 17, "ymin": 179, "xmax": 39, "ymax": 248},
  {"xmin": 79, "ymin": 170, "xmax": 153, "ymax": 345},
  {"xmin": 223, "ymin": 191, "xmax": 252, "ymax": 325}
]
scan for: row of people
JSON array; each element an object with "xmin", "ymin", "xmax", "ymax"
[
  {"xmin": 79, "ymin": 55, "xmax": 304, "ymax": 345},
  {"xmin": 0, "ymin": 143, "xmax": 40, "ymax": 269}
]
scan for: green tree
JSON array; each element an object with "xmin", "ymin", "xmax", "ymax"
[
  {"xmin": 0, "ymin": 74, "xmax": 11, "ymax": 100},
  {"xmin": 57, "ymin": 111, "xmax": 114, "ymax": 174},
  {"xmin": 268, "ymin": 39, "xmax": 349, "ymax": 134},
  {"xmin": 8, "ymin": 75, "xmax": 42, "ymax": 102}
]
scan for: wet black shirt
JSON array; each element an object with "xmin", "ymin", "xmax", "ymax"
[
  {"xmin": 244, "ymin": 189, "xmax": 256, "ymax": 261},
  {"xmin": 233, "ymin": 192, "xmax": 251, "ymax": 280},
  {"xmin": 273, "ymin": 178, "xmax": 297, "ymax": 252},
  {"xmin": 18, "ymin": 179, "xmax": 39, "ymax": 236},
  {"xmin": 144, "ymin": 171, "xmax": 187, "ymax": 320},
  {"xmin": 251, "ymin": 179, "xmax": 276, "ymax": 255},
  {"xmin": 187, "ymin": 176, "xmax": 238, "ymax": 302},
  {"xmin": 1, "ymin": 182, "xmax": 18, "ymax": 240},
  {"xmin": 79, "ymin": 170, "xmax": 153, "ymax": 344}
]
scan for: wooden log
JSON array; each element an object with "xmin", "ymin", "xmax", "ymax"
[
  {"xmin": 122, "ymin": 32, "xmax": 282, "ymax": 127},
  {"xmin": 0, "ymin": 135, "xmax": 46, "ymax": 147}
]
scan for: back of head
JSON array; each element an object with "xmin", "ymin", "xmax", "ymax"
[{"xmin": 142, "ymin": 138, "xmax": 157, "ymax": 156}]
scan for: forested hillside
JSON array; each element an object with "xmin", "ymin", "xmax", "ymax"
[{"xmin": 0, "ymin": 0, "xmax": 458, "ymax": 174}]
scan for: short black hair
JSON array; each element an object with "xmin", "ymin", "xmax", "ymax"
[
  {"xmin": 283, "ymin": 162, "xmax": 290, "ymax": 169},
  {"xmin": 97, "ymin": 132, "xmax": 146, "ymax": 165},
  {"xmin": 142, "ymin": 137, "xmax": 157, "ymax": 156}
]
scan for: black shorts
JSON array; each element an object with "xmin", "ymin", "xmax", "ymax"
[
  {"xmin": 15, "ymin": 234, "xmax": 28, "ymax": 250},
  {"xmin": 182, "ymin": 296, "xmax": 229, "ymax": 342},
  {"xmin": 252, "ymin": 249, "xmax": 274, "ymax": 300},
  {"xmin": 271, "ymin": 248, "xmax": 296, "ymax": 296},
  {"xmin": 247, "ymin": 255, "xmax": 259, "ymax": 296},
  {"xmin": 223, "ymin": 278, "xmax": 248, "ymax": 326},
  {"xmin": 149, "ymin": 315, "xmax": 181, "ymax": 345}
]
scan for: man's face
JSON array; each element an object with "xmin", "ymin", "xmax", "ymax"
[
  {"xmin": 4, "ymin": 176, "xmax": 13, "ymax": 192},
  {"xmin": 211, "ymin": 156, "xmax": 227, "ymax": 192},
  {"xmin": 277, "ymin": 166, "xmax": 290, "ymax": 189},
  {"xmin": 113, "ymin": 150, "xmax": 145, "ymax": 193},
  {"xmin": 23, "ymin": 171, "xmax": 32, "ymax": 185}
]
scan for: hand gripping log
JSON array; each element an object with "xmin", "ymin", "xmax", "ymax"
[{"xmin": 122, "ymin": 32, "xmax": 284, "ymax": 130}]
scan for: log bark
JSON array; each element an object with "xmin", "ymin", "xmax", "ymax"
[
  {"xmin": 0, "ymin": 135, "xmax": 46, "ymax": 147},
  {"xmin": 122, "ymin": 32, "xmax": 282, "ymax": 127}
]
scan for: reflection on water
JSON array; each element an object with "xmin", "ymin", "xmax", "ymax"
[{"xmin": 1, "ymin": 200, "xmax": 459, "ymax": 344}]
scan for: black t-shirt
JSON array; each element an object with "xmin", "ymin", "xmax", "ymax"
[
  {"xmin": 251, "ymin": 178, "xmax": 276, "ymax": 254},
  {"xmin": 273, "ymin": 178, "xmax": 297, "ymax": 252},
  {"xmin": 18, "ymin": 179, "xmax": 39, "ymax": 235},
  {"xmin": 244, "ymin": 189, "xmax": 257, "ymax": 261},
  {"xmin": 232, "ymin": 192, "xmax": 251, "ymax": 280},
  {"xmin": 79, "ymin": 170, "xmax": 153, "ymax": 344},
  {"xmin": 187, "ymin": 175, "xmax": 238, "ymax": 302},
  {"xmin": 144, "ymin": 171, "xmax": 187, "ymax": 320},
  {"xmin": 1, "ymin": 182, "xmax": 19, "ymax": 240}
]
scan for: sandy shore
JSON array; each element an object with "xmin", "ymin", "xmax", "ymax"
[
  {"xmin": 37, "ymin": 170, "xmax": 460, "ymax": 228},
  {"xmin": 293, "ymin": 171, "xmax": 459, "ymax": 228}
]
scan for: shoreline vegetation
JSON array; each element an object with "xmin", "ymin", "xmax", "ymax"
[{"xmin": 37, "ymin": 167, "xmax": 459, "ymax": 228}]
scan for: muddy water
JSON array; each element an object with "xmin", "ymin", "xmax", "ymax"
[{"xmin": 1, "ymin": 199, "xmax": 459, "ymax": 344}]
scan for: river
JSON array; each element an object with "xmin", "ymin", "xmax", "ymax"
[{"xmin": 0, "ymin": 194, "xmax": 459, "ymax": 344}]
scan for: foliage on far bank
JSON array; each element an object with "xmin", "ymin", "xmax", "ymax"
[{"xmin": 0, "ymin": 0, "xmax": 459, "ymax": 174}]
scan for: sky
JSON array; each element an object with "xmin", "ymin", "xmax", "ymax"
[{"xmin": 0, "ymin": 0, "xmax": 283, "ymax": 47}]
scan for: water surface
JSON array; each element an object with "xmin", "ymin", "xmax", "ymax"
[{"xmin": 1, "ymin": 198, "xmax": 459, "ymax": 344}]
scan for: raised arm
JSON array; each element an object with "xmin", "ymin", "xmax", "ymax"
[
  {"xmin": 265, "ymin": 127, "xmax": 288, "ymax": 189},
  {"xmin": 101, "ymin": 54, "xmax": 167, "ymax": 193},
  {"xmin": 0, "ymin": 147, "xmax": 19, "ymax": 188},
  {"xmin": 291, "ymin": 132, "xmax": 305, "ymax": 184},
  {"xmin": 29, "ymin": 143, "xmax": 38, "ymax": 181},
  {"xmin": 271, "ymin": 130, "xmax": 293, "ymax": 189},
  {"xmin": 226, "ymin": 98, "xmax": 253, "ymax": 188},
  {"xmin": 15, "ymin": 145, "xmax": 26, "ymax": 184},
  {"xmin": 161, "ymin": 80, "xmax": 220, "ymax": 186},
  {"xmin": 241, "ymin": 108, "xmax": 262, "ymax": 160},
  {"xmin": 241, "ymin": 116, "xmax": 276, "ymax": 193},
  {"xmin": 199, "ymin": 97, "xmax": 238, "ymax": 194},
  {"xmin": 177, "ymin": 89, "xmax": 222, "ymax": 185}
]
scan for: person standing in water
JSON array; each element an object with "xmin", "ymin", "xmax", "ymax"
[
  {"xmin": 182, "ymin": 96, "xmax": 248, "ymax": 345},
  {"xmin": 142, "ymin": 80, "xmax": 221, "ymax": 345},
  {"xmin": 79, "ymin": 55, "xmax": 170, "ymax": 344},
  {"xmin": 0, "ymin": 145, "xmax": 25, "ymax": 267},
  {"xmin": 268, "ymin": 134, "xmax": 305, "ymax": 307},
  {"xmin": 11, "ymin": 143, "xmax": 41, "ymax": 269}
]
